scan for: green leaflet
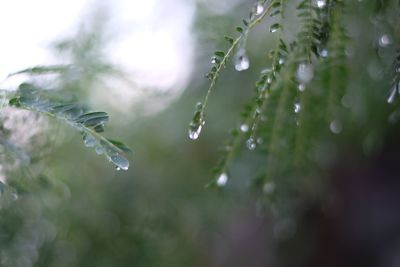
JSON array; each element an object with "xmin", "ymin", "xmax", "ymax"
[{"xmin": 9, "ymin": 88, "xmax": 131, "ymax": 171}]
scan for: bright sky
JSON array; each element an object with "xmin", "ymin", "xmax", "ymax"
[{"xmin": 0, "ymin": 0, "xmax": 195, "ymax": 113}]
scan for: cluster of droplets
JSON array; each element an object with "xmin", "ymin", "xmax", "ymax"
[
  {"xmin": 188, "ymin": 102, "xmax": 205, "ymax": 140},
  {"xmin": 82, "ymin": 133, "xmax": 129, "ymax": 171}
]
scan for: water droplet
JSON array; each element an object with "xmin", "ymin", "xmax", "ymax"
[
  {"xmin": 329, "ymin": 120, "xmax": 342, "ymax": 134},
  {"xmin": 11, "ymin": 192, "xmax": 18, "ymax": 201},
  {"xmin": 267, "ymin": 76, "xmax": 273, "ymax": 84},
  {"xmin": 257, "ymin": 137, "xmax": 263, "ymax": 144},
  {"xmin": 278, "ymin": 56, "xmax": 285, "ymax": 65},
  {"xmin": 189, "ymin": 110, "xmax": 205, "ymax": 140},
  {"xmin": 216, "ymin": 172, "xmax": 228, "ymax": 187},
  {"xmin": 313, "ymin": 0, "xmax": 326, "ymax": 8},
  {"xmin": 294, "ymin": 102, "xmax": 301, "ymax": 113},
  {"xmin": 256, "ymin": 3, "xmax": 264, "ymax": 15},
  {"xmin": 387, "ymin": 84, "xmax": 398, "ymax": 104},
  {"xmin": 378, "ymin": 34, "xmax": 391, "ymax": 48},
  {"xmin": 296, "ymin": 62, "xmax": 314, "ymax": 84},
  {"xmin": 261, "ymin": 68, "xmax": 271, "ymax": 74},
  {"xmin": 235, "ymin": 49, "xmax": 250, "ymax": 71},
  {"xmin": 240, "ymin": 124, "xmax": 249, "ymax": 132},
  {"xmin": 298, "ymin": 83, "xmax": 306, "ymax": 92},
  {"xmin": 83, "ymin": 133, "xmax": 96, "ymax": 147},
  {"xmin": 263, "ymin": 182, "xmax": 275, "ymax": 194},
  {"xmin": 270, "ymin": 24, "xmax": 280, "ymax": 33},
  {"xmin": 110, "ymin": 154, "xmax": 129, "ymax": 170},
  {"xmin": 188, "ymin": 121, "xmax": 204, "ymax": 140},
  {"xmin": 195, "ymin": 102, "xmax": 203, "ymax": 110},
  {"xmin": 95, "ymin": 146, "xmax": 104, "ymax": 155},
  {"xmin": 116, "ymin": 167, "xmax": 121, "ymax": 171},
  {"xmin": 246, "ymin": 138, "xmax": 256, "ymax": 150},
  {"xmin": 320, "ymin": 48, "xmax": 329, "ymax": 58}
]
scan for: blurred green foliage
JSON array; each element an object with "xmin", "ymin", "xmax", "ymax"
[{"xmin": 1, "ymin": 0, "xmax": 400, "ymax": 267}]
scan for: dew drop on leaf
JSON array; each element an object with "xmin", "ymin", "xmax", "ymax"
[
  {"xmin": 235, "ymin": 49, "xmax": 250, "ymax": 71},
  {"xmin": 263, "ymin": 182, "xmax": 275, "ymax": 194},
  {"xmin": 313, "ymin": 0, "xmax": 326, "ymax": 8},
  {"xmin": 216, "ymin": 172, "xmax": 228, "ymax": 187},
  {"xmin": 256, "ymin": 3, "xmax": 264, "ymax": 15},
  {"xmin": 294, "ymin": 103, "xmax": 301, "ymax": 113},
  {"xmin": 387, "ymin": 84, "xmax": 398, "ymax": 104},
  {"xmin": 320, "ymin": 48, "xmax": 328, "ymax": 58},
  {"xmin": 246, "ymin": 138, "xmax": 256, "ymax": 150},
  {"xmin": 83, "ymin": 134, "xmax": 96, "ymax": 148},
  {"xmin": 240, "ymin": 124, "xmax": 249, "ymax": 132},
  {"xmin": 195, "ymin": 102, "xmax": 203, "ymax": 110},
  {"xmin": 188, "ymin": 120, "xmax": 205, "ymax": 140},
  {"xmin": 95, "ymin": 146, "xmax": 105, "ymax": 155},
  {"xmin": 270, "ymin": 24, "xmax": 280, "ymax": 33},
  {"xmin": 296, "ymin": 63, "xmax": 314, "ymax": 84},
  {"xmin": 110, "ymin": 154, "xmax": 129, "ymax": 171},
  {"xmin": 330, "ymin": 120, "xmax": 342, "ymax": 134},
  {"xmin": 378, "ymin": 34, "xmax": 391, "ymax": 48},
  {"xmin": 11, "ymin": 192, "xmax": 18, "ymax": 201}
]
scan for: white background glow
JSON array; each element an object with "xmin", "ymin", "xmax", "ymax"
[{"xmin": 0, "ymin": 0, "xmax": 195, "ymax": 113}]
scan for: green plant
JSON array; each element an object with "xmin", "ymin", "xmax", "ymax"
[{"xmin": 189, "ymin": 0, "xmax": 399, "ymax": 212}]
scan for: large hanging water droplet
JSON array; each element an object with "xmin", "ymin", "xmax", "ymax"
[
  {"xmin": 329, "ymin": 120, "xmax": 342, "ymax": 134},
  {"xmin": 314, "ymin": 0, "xmax": 326, "ymax": 8},
  {"xmin": 188, "ymin": 121, "xmax": 204, "ymax": 140},
  {"xmin": 110, "ymin": 154, "xmax": 129, "ymax": 170},
  {"xmin": 296, "ymin": 62, "xmax": 314, "ymax": 84},
  {"xmin": 189, "ymin": 109, "xmax": 205, "ymax": 140},
  {"xmin": 235, "ymin": 49, "xmax": 250, "ymax": 71},
  {"xmin": 256, "ymin": 3, "xmax": 264, "ymax": 15},
  {"xmin": 240, "ymin": 124, "xmax": 249, "ymax": 132},
  {"xmin": 216, "ymin": 172, "xmax": 228, "ymax": 187},
  {"xmin": 378, "ymin": 34, "xmax": 391, "ymax": 48},
  {"xmin": 246, "ymin": 138, "xmax": 256, "ymax": 150},
  {"xmin": 270, "ymin": 23, "xmax": 280, "ymax": 33},
  {"xmin": 294, "ymin": 102, "xmax": 301, "ymax": 113}
]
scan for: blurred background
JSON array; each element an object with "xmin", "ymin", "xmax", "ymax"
[{"xmin": 0, "ymin": 0, "xmax": 400, "ymax": 267}]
